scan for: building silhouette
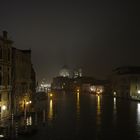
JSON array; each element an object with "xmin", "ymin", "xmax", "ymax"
[
  {"xmin": 0, "ymin": 31, "xmax": 36, "ymax": 120},
  {"xmin": 111, "ymin": 66, "xmax": 140, "ymax": 99},
  {"xmin": 0, "ymin": 31, "xmax": 12, "ymax": 120}
]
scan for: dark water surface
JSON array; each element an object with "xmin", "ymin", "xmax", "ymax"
[{"xmin": 1, "ymin": 92, "xmax": 140, "ymax": 140}]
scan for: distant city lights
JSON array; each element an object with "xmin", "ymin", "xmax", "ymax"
[{"xmin": 90, "ymin": 85, "xmax": 104, "ymax": 94}]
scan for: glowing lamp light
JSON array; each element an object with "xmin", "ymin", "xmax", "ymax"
[
  {"xmin": 114, "ymin": 92, "xmax": 117, "ymax": 96},
  {"xmin": 29, "ymin": 101, "xmax": 32, "ymax": 104},
  {"xmin": 90, "ymin": 87, "xmax": 94, "ymax": 92},
  {"xmin": 0, "ymin": 135, "xmax": 4, "ymax": 138},
  {"xmin": 77, "ymin": 89, "xmax": 80, "ymax": 92},
  {"xmin": 50, "ymin": 93, "xmax": 53, "ymax": 97},
  {"xmin": 2, "ymin": 105, "xmax": 7, "ymax": 111},
  {"xmin": 26, "ymin": 102, "xmax": 29, "ymax": 105},
  {"xmin": 90, "ymin": 86, "xmax": 96, "ymax": 92}
]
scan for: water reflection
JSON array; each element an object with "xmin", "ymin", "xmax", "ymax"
[
  {"xmin": 43, "ymin": 110, "xmax": 46, "ymax": 123},
  {"xmin": 137, "ymin": 103, "xmax": 140, "ymax": 125},
  {"xmin": 113, "ymin": 97, "xmax": 117, "ymax": 126},
  {"xmin": 76, "ymin": 91, "xmax": 80, "ymax": 120},
  {"xmin": 1, "ymin": 93, "xmax": 140, "ymax": 140},
  {"xmin": 15, "ymin": 121, "xmax": 18, "ymax": 138},
  {"xmin": 26, "ymin": 116, "xmax": 32, "ymax": 126},
  {"xmin": 96, "ymin": 95, "xmax": 101, "ymax": 128},
  {"xmin": 97, "ymin": 95, "xmax": 101, "ymax": 116},
  {"xmin": 48, "ymin": 99, "xmax": 53, "ymax": 120},
  {"xmin": 113, "ymin": 97, "xmax": 117, "ymax": 114}
]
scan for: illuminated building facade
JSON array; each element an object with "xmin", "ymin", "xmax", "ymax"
[
  {"xmin": 0, "ymin": 31, "xmax": 12, "ymax": 119},
  {"xmin": 111, "ymin": 66, "xmax": 140, "ymax": 100},
  {"xmin": 90, "ymin": 85, "xmax": 104, "ymax": 94}
]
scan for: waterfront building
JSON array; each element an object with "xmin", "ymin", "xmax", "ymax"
[
  {"xmin": 51, "ymin": 76, "xmax": 73, "ymax": 91},
  {"xmin": 12, "ymin": 48, "xmax": 35, "ymax": 116},
  {"xmin": 0, "ymin": 31, "xmax": 12, "ymax": 120},
  {"xmin": 111, "ymin": 66, "xmax": 140, "ymax": 99}
]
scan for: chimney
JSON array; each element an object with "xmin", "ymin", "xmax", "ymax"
[{"xmin": 3, "ymin": 30, "xmax": 8, "ymax": 39}]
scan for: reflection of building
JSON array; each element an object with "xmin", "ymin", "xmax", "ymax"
[
  {"xmin": 0, "ymin": 31, "xmax": 12, "ymax": 119},
  {"xmin": 111, "ymin": 66, "xmax": 140, "ymax": 99},
  {"xmin": 12, "ymin": 48, "xmax": 35, "ymax": 115}
]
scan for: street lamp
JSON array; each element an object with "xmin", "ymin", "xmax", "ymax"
[
  {"xmin": 113, "ymin": 91, "xmax": 117, "ymax": 96},
  {"xmin": 23, "ymin": 99, "xmax": 32, "ymax": 126},
  {"xmin": 2, "ymin": 105, "xmax": 7, "ymax": 111},
  {"xmin": 0, "ymin": 105, "xmax": 7, "ymax": 121},
  {"xmin": 24, "ymin": 100, "xmax": 32, "ymax": 114}
]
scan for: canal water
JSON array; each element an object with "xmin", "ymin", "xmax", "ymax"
[{"xmin": 1, "ymin": 91, "xmax": 140, "ymax": 140}]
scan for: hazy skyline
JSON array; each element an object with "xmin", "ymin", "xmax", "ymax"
[{"xmin": 0, "ymin": 1, "xmax": 139, "ymax": 82}]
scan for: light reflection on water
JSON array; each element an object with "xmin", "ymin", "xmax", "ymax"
[
  {"xmin": 26, "ymin": 116, "xmax": 32, "ymax": 126},
  {"xmin": 48, "ymin": 99, "xmax": 53, "ymax": 120},
  {"xmin": 76, "ymin": 91, "xmax": 80, "ymax": 120},
  {"xmin": 96, "ymin": 95, "xmax": 101, "ymax": 129},
  {"xmin": 97, "ymin": 95, "xmax": 101, "ymax": 116},
  {"xmin": 113, "ymin": 97, "xmax": 117, "ymax": 114},
  {"xmin": 136, "ymin": 103, "xmax": 140, "ymax": 137},
  {"xmin": 2, "ymin": 93, "xmax": 140, "ymax": 140},
  {"xmin": 137, "ymin": 103, "xmax": 140, "ymax": 125},
  {"xmin": 113, "ymin": 97, "xmax": 117, "ymax": 126}
]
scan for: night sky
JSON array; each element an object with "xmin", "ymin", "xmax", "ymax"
[{"xmin": 0, "ymin": 1, "xmax": 139, "ymax": 82}]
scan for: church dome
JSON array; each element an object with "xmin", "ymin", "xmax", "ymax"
[{"xmin": 59, "ymin": 65, "xmax": 70, "ymax": 77}]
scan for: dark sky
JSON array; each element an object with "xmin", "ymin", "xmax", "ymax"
[{"xmin": 0, "ymin": 0, "xmax": 139, "ymax": 82}]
